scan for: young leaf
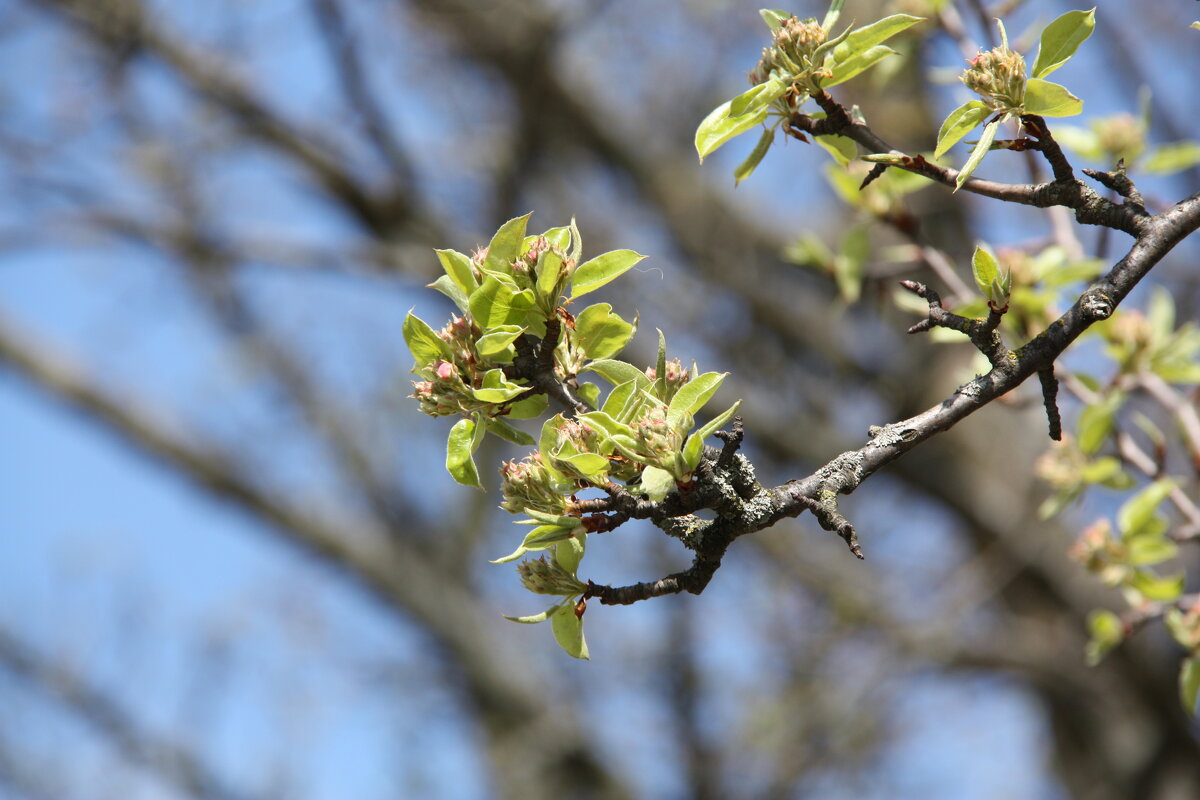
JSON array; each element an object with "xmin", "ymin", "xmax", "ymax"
[
  {"xmin": 815, "ymin": 132, "xmax": 858, "ymax": 166},
  {"xmin": 829, "ymin": 14, "xmax": 922, "ymax": 65},
  {"xmin": 1077, "ymin": 391, "xmax": 1123, "ymax": 455},
  {"xmin": 551, "ymin": 601, "xmax": 589, "ymax": 659},
  {"xmin": 471, "ymin": 369, "xmax": 527, "ymax": 403},
  {"xmin": 1129, "ymin": 570, "xmax": 1184, "ymax": 603},
  {"xmin": 955, "ymin": 118, "xmax": 1000, "ymax": 191},
  {"xmin": 503, "ymin": 602, "xmax": 562, "ymax": 624},
  {"xmin": 1023, "ymin": 78, "xmax": 1083, "ymax": 117},
  {"xmin": 1181, "ymin": 656, "xmax": 1200, "ymax": 716},
  {"xmin": 1142, "ymin": 141, "xmax": 1200, "ymax": 175},
  {"xmin": 683, "ymin": 399, "xmax": 743, "ymax": 471},
  {"xmin": 535, "ymin": 248, "xmax": 565, "ymax": 307},
  {"xmin": 435, "ymin": 248, "xmax": 478, "ymax": 294},
  {"xmin": 584, "ymin": 359, "xmax": 652, "ymax": 391},
  {"xmin": 821, "ymin": 0, "xmax": 845, "ymax": 32},
  {"xmin": 760, "ymin": 9, "xmax": 791, "ymax": 31},
  {"xmin": 734, "ymin": 127, "xmax": 775, "ymax": 185},
  {"xmin": 403, "ymin": 311, "xmax": 452, "ymax": 367},
  {"xmin": 446, "ymin": 416, "xmax": 482, "ymax": 489},
  {"xmin": 696, "ymin": 101, "xmax": 770, "ymax": 162},
  {"xmin": 971, "ymin": 245, "xmax": 1001, "ymax": 297},
  {"xmin": 1116, "ymin": 478, "xmax": 1176, "ymax": 538},
  {"xmin": 470, "ymin": 275, "xmax": 536, "ymax": 330},
  {"xmin": 571, "ymin": 250, "xmax": 647, "ymax": 298},
  {"xmin": 428, "ymin": 275, "xmax": 471, "ymax": 314},
  {"xmin": 639, "ymin": 465, "xmax": 677, "ymax": 501},
  {"xmin": 483, "ymin": 213, "xmax": 533, "ymax": 275},
  {"xmin": 1032, "ymin": 8, "xmax": 1096, "ymax": 79},
  {"xmin": 1085, "ymin": 608, "xmax": 1124, "ymax": 666},
  {"xmin": 555, "ymin": 533, "xmax": 586, "ymax": 575},
  {"xmin": 823, "ymin": 45, "xmax": 898, "ymax": 88},
  {"xmin": 667, "ymin": 371, "xmax": 727, "ymax": 424},
  {"xmin": 935, "ymin": 101, "xmax": 992, "ymax": 159},
  {"xmin": 729, "ymin": 78, "xmax": 788, "ymax": 118},
  {"xmin": 485, "ymin": 416, "xmax": 536, "ymax": 446},
  {"xmin": 475, "ymin": 324, "xmax": 525, "ymax": 358},
  {"xmin": 573, "ymin": 303, "xmax": 635, "ymax": 360}
]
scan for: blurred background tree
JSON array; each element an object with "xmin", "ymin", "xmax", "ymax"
[{"xmin": 1, "ymin": 1, "xmax": 1198, "ymax": 799}]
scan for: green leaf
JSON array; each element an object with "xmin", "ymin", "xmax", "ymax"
[
  {"xmin": 571, "ymin": 250, "xmax": 647, "ymax": 298},
  {"xmin": 471, "ymin": 369, "xmax": 527, "ymax": 403},
  {"xmin": 555, "ymin": 533, "xmax": 586, "ymax": 575},
  {"xmin": 542, "ymin": 225, "xmax": 571, "ymax": 251},
  {"xmin": 535, "ymin": 248, "xmax": 565, "ymax": 308},
  {"xmin": 1085, "ymin": 609, "xmax": 1124, "ymax": 666},
  {"xmin": 1142, "ymin": 141, "xmax": 1200, "ymax": 175},
  {"xmin": 446, "ymin": 416, "xmax": 482, "ymax": 489},
  {"xmin": 830, "ymin": 14, "xmax": 922, "ymax": 64},
  {"xmin": 476, "ymin": 325, "xmax": 525, "ymax": 358},
  {"xmin": 503, "ymin": 602, "xmax": 561, "ymax": 624},
  {"xmin": 485, "ymin": 416, "xmax": 536, "ymax": 446},
  {"xmin": 1077, "ymin": 391, "xmax": 1123, "ymax": 455},
  {"xmin": 814, "ymin": 131, "xmax": 858, "ymax": 166},
  {"xmin": 483, "ymin": 213, "xmax": 532, "ymax": 275},
  {"xmin": 734, "ymin": 126, "xmax": 776, "ymax": 185},
  {"xmin": 435, "ymin": 248, "xmax": 478, "ymax": 294},
  {"xmin": 1127, "ymin": 537, "xmax": 1177, "ymax": 567},
  {"xmin": 584, "ymin": 359, "xmax": 652, "ymax": 391},
  {"xmin": 835, "ymin": 225, "xmax": 868, "ymax": 303},
  {"xmin": 936, "ymin": 101, "xmax": 992, "ymax": 159},
  {"xmin": 506, "ymin": 393, "xmax": 548, "ymax": 419},
  {"xmin": 551, "ymin": 601, "xmax": 589, "ymax": 659},
  {"xmin": 683, "ymin": 399, "xmax": 743, "ymax": 471},
  {"xmin": 971, "ymin": 245, "xmax": 1000, "ymax": 297},
  {"xmin": 427, "ymin": 274, "xmax": 471, "ymax": 314},
  {"xmin": 730, "ymin": 78, "xmax": 788, "ymax": 118},
  {"xmin": 1181, "ymin": 656, "xmax": 1200, "ymax": 716},
  {"xmin": 577, "ymin": 381, "xmax": 601, "ymax": 410},
  {"xmin": 574, "ymin": 303, "xmax": 635, "ymax": 360},
  {"xmin": 470, "ymin": 275, "xmax": 536, "ymax": 330},
  {"xmin": 601, "ymin": 379, "xmax": 639, "ymax": 417},
  {"xmin": 403, "ymin": 311, "xmax": 451, "ymax": 367},
  {"xmin": 1129, "ymin": 570, "xmax": 1184, "ymax": 603},
  {"xmin": 696, "ymin": 101, "xmax": 770, "ymax": 162},
  {"xmin": 1023, "ymin": 78, "xmax": 1082, "ymax": 118},
  {"xmin": 821, "ymin": 0, "xmax": 845, "ymax": 33},
  {"xmin": 1117, "ymin": 478, "xmax": 1176, "ymax": 538},
  {"xmin": 577, "ymin": 410, "xmax": 631, "ymax": 440},
  {"xmin": 823, "ymin": 45, "xmax": 899, "ymax": 88},
  {"xmin": 667, "ymin": 371, "xmax": 727, "ymax": 426},
  {"xmin": 639, "ymin": 465, "xmax": 677, "ymax": 501},
  {"xmin": 1032, "ymin": 8, "xmax": 1096, "ymax": 79},
  {"xmin": 955, "ymin": 118, "xmax": 1000, "ymax": 190},
  {"xmin": 760, "ymin": 9, "xmax": 790, "ymax": 31},
  {"xmin": 523, "ymin": 508, "xmax": 583, "ymax": 529},
  {"xmin": 554, "ymin": 450, "xmax": 610, "ymax": 480}
]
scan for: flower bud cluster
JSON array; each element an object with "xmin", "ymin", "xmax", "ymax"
[
  {"xmin": 627, "ymin": 410, "xmax": 687, "ymax": 477},
  {"xmin": 1094, "ymin": 113, "xmax": 1145, "ymax": 164},
  {"xmin": 500, "ymin": 453, "xmax": 570, "ymax": 516},
  {"xmin": 1168, "ymin": 602, "xmax": 1200, "ymax": 651},
  {"xmin": 645, "ymin": 358, "xmax": 691, "ymax": 403},
  {"xmin": 410, "ymin": 315, "xmax": 492, "ymax": 417},
  {"xmin": 750, "ymin": 16, "xmax": 829, "ymax": 94},
  {"xmin": 961, "ymin": 46, "xmax": 1026, "ymax": 111},
  {"xmin": 1068, "ymin": 519, "xmax": 1130, "ymax": 586},
  {"xmin": 517, "ymin": 556, "xmax": 588, "ymax": 596}
]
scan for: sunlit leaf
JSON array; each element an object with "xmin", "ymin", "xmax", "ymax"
[
  {"xmin": 955, "ymin": 118, "xmax": 1001, "ymax": 190},
  {"xmin": 696, "ymin": 101, "xmax": 770, "ymax": 162},
  {"xmin": 936, "ymin": 101, "xmax": 992, "ymax": 159},
  {"xmin": 1023, "ymin": 79, "xmax": 1083, "ymax": 118},
  {"xmin": 1032, "ymin": 8, "xmax": 1096, "ymax": 79},
  {"xmin": 571, "ymin": 250, "xmax": 647, "ymax": 298},
  {"xmin": 551, "ymin": 602, "xmax": 589, "ymax": 659},
  {"xmin": 446, "ymin": 416, "xmax": 482, "ymax": 489}
]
